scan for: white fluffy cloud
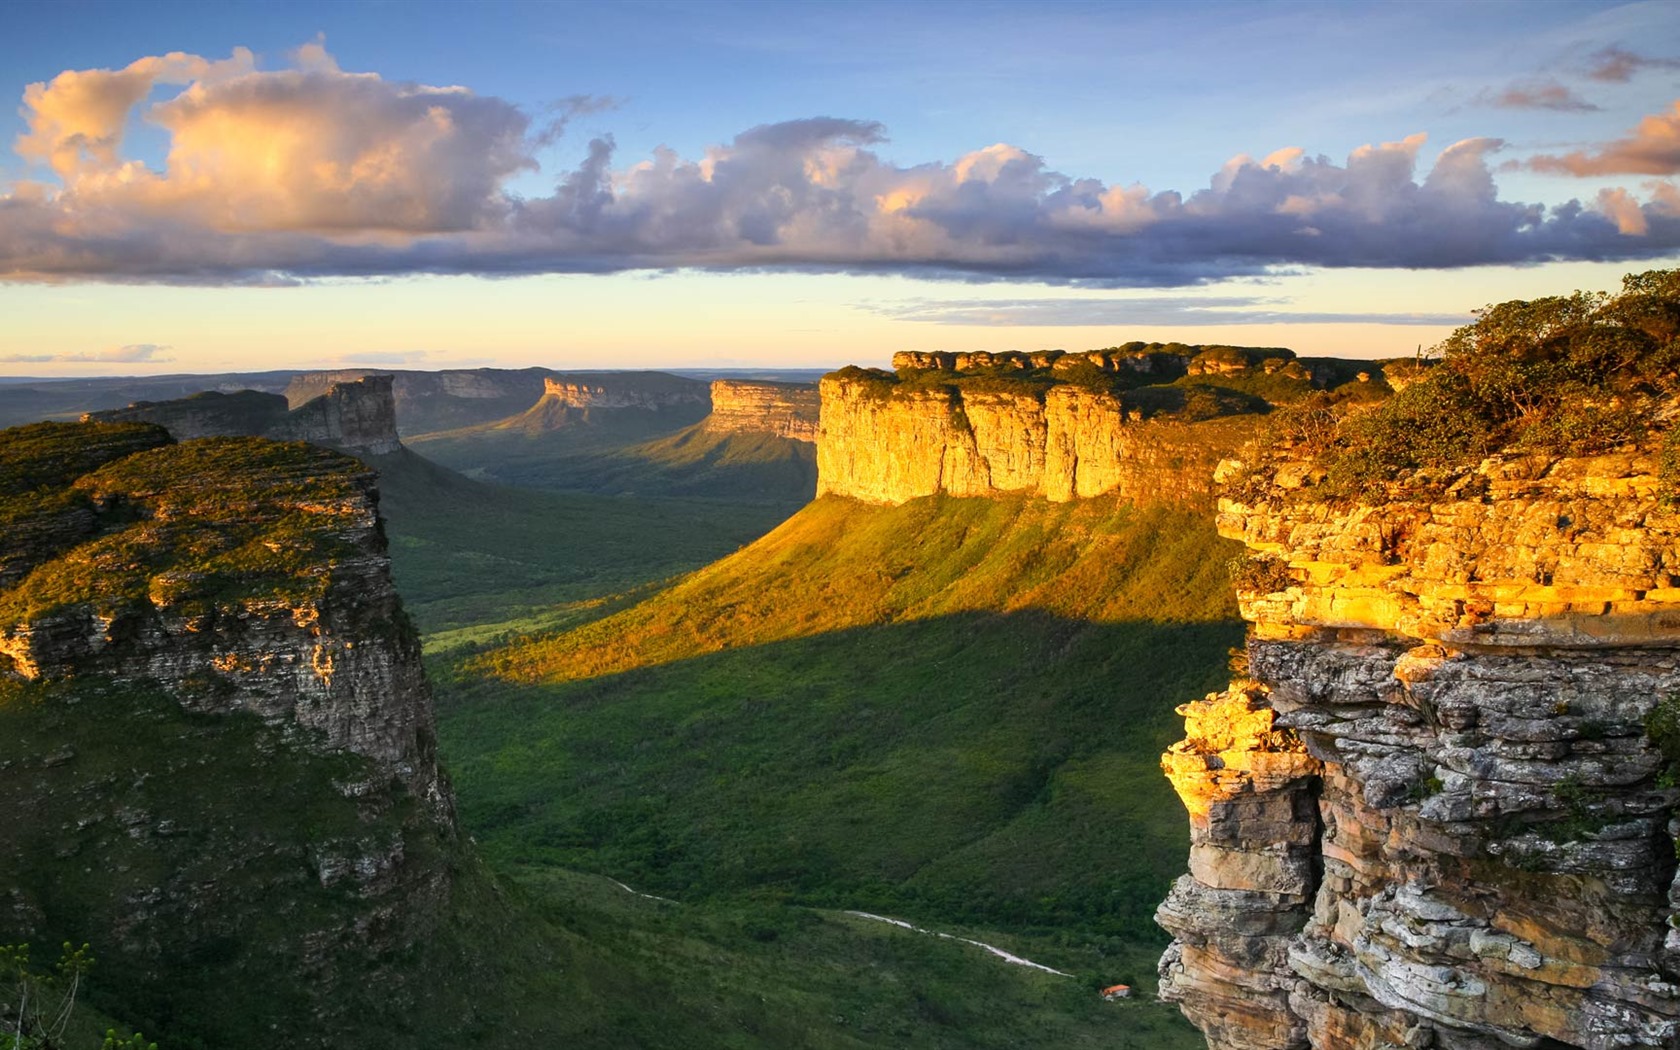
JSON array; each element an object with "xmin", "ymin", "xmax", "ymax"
[{"xmin": 3, "ymin": 45, "xmax": 1679, "ymax": 287}]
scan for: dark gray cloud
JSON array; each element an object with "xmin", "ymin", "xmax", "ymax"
[
  {"xmin": 5, "ymin": 47, "xmax": 1680, "ymax": 288},
  {"xmin": 860, "ymin": 296, "xmax": 1472, "ymax": 327}
]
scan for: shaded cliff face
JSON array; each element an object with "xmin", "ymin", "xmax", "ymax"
[
  {"xmin": 285, "ymin": 367, "xmax": 552, "ymax": 437},
  {"xmin": 1158, "ymin": 452, "xmax": 1680, "ymax": 1050},
  {"xmin": 816, "ymin": 374, "xmax": 1256, "ymax": 508},
  {"xmin": 0, "ymin": 421, "xmax": 461, "ymax": 1046},
  {"xmin": 0, "ymin": 423, "xmax": 447, "ymax": 805},
  {"xmin": 88, "ymin": 375, "xmax": 402, "ymax": 456},
  {"xmin": 76, "ymin": 388, "xmax": 292, "ymax": 439},
  {"xmin": 542, "ymin": 371, "xmax": 709, "ymax": 410},
  {"xmin": 702, "ymin": 379, "xmax": 820, "ymax": 441}
]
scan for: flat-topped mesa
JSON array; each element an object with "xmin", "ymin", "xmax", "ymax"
[
  {"xmin": 702, "ymin": 379, "xmax": 820, "ymax": 442},
  {"xmin": 268, "ymin": 374, "xmax": 402, "ymax": 455},
  {"xmin": 542, "ymin": 372, "xmax": 709, "ymax": 411},
  {"xmin": 815, "ymin": 370, "xmax": 1257, "ymax": 508},
  {"xmin": 82, "ymin": 389, "xmax": 292, "ymax": 440},
  {"xmin": 1158, "ymin": 452, "xmax": 1680, "ymax": 1050},
  {"xmin": 0, "ymin": 424, "xmax": 450, "ymax": 813},
  {"xmin": 285, "ymin": 367, "xmax": 553, "ymax": 436},
  {"xmin": 87, "ymin": 376, "xmax": 402, "ymax": 457}
]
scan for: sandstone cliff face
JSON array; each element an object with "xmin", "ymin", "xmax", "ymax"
[
  {"xmin": 88, "ymin": 376, "xmax": 403, "ymax": 457},
  {"xmin": 79, "ymin": 389, "xmax": 291, "ymax": 439},
  {"xmin": 269, "ymin": 374, "xmax": 403, "ymax": 455},
  {"xmin": 1158, "ymin": 452, "xmax": 1680, "ymax": 1050},
  {"xmin": 542, "ymin": 371, "xmax": 709, "ymax": 410},
  {"xmin": 0, "ymin": 428, "xmax": 446, "ymax": 810},
  {"xmin": 816, "ymin": 374, "xmax": 1254, "ymax": 508},
  {"xmin": 703, "ymin": 379, "xmax": 820, "ymax": 442},
  {"xmin": 284, "ymin": 367, "xmax": 552, "ymax": 436},
  {"xmin": 0, "ymin": 421, "xmax": 459, "ymax": 1045}
]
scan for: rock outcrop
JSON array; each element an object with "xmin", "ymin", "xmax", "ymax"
[
  {"xmin": 816, "ymin": 372, "xmax": 1257, "ymax": 508},
  {"xmin": 79, "ymin": 388, "xmax": 291, "ymax": 439},
  {"xmin": 0, "ymin": 425, "xmax": 446, "ymax": 808},
  {"xmin": 284, "ymin": 367, "xmax": 553, "ymax": 437},
  {"xmin": 702, "ymin": 379, "xmax": 820, "ymax": 442},
  {"xmin": 0, "ymin": 420, "xmax": 460, "ymax": 1046},
  {"xmin": 1158, "ymin": 452, "xmax": 1680, "ymax": 1049},
  {"xmin": 89, "ymin": 375, "xmax": 402, "ymax": 456}
]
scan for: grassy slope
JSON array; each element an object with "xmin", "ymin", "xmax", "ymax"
[
  {"xmin": 408, "ymin": 403, "xmax": 815, "ymax": 503},
  {"xmin": 369, "ymin": 448, "xmax": 797, "ymax": 649},
  {"xmin": 438, "ymin": 495, "xmax": 1241, "ymax": 1022},
  {"xmin": 528, "ymin": 423, "xmax": 818, "ymax": 502}
]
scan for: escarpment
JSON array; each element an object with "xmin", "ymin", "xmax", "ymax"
[
  {"xmin": 0, "ymin": 421, "xmax": 461, "ymax": 1045},
  {"xmin": 703, "ymin": 379, "xmax": 820, "ymax": 441},
  {"xmin": 816, "ymin": 371, "xmax": 1260, "ymax": 508},
  {"xmin": 1158, "ymin": 452, "xmax": 1680, "ymax": 1049},
  {"xmin": 87, "ymin": 374, "xmax": 402, "ymax": 456},
  {"xmin": 541, "ymin": 371, "xmax": 709, "ymax": 411},
  {"xmin": 285, "ymin": 366, "xmax": 554, "ymax": 436}
]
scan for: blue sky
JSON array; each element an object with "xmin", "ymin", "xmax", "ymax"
[{"xmin": 1, "ymin": 0, "xmax": 1678, "ymax": 375}]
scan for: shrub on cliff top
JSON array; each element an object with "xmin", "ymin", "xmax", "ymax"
[{"xmin": 1314, "ymin": 268, "xmax": 1680, "ymax": 500}]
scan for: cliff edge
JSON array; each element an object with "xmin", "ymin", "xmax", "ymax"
[
  {"xmin": 0, "ymin": 421, "xmax": 459, "ymax": 1045},
  {"xmin": 816, "ymin": 369, "xmax": 1262, "ymax": 508},
  {"xmin": 86, "ymin": 374, "xmax": 402, "ymax": 456}
]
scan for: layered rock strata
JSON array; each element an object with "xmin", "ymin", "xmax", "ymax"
[
  {"xmin": 0, "ymin": 427, "xmax": 446, "ymax": 810},
  {"xmin": 284, "ymin": 366, "xmax": 553, "ymax": 436},
  {"xmin": 88, "ymin": 375, "xmax": 402, "ymax": 456},
  {"xmin": 702, "ymin": 379, "xmax": 820, "ymax": 442},
  {"xmin": 816, "ymin": 374, "xmax": 1255, "ymax": 507},
  {"xmin": 1158, "ymin": 452, "xmax": 1680, "ymax": 1049},
  {"xmin": 542, "ymin": 372, "xmax": 709, "ymax": 410}
]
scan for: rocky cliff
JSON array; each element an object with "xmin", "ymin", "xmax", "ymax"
[
  {"xmin": 89, "ymin": 375, "xmax": 403, "ymax": 456},
  {"xmin": 702, "ymin": 379, "xmax": 820, "ymax": 442},
  {"xmin": 541, "ymin": 371, "xmax": 709, "ymax": 411},
  {"xmin": 286, "ymin": 367, "xmax": 556, "ymax": 437},
  {"xmin": 816, "ymin": 372, "xmax": 1257, "ymax": 508},
  {"xmin": 0, "ymin": 421, "xmax": 460, "ymax": 1044},
  {"xmin": 1157, "ymin": 451, "xmax": 1680, "ymax": 1049}
]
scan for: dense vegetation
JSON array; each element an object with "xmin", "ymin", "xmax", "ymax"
[
  {"xmin": 833, "ymin": 341, "xmax": 1377, "ymax": 423},
  {"xmin": 371, "ymin": 447, "xmax": 801, "ymax": 649},
  {"xmin": 436, "ymin": 495, "xmax": 1242, "ymax": 1014},
  {"xmin": 1294, "ymin": 268, "xmax": 1680, "ymax": 499},
  {"xmin": 410, "ymin": 399, "xmax": 818, "ymax": 503}
]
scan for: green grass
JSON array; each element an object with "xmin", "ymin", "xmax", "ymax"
[
  {"xmin": 437, "ymin": 495, "xmax": 1242, "ymax": 999},
  {"xmin": 367, "ymin": 448, "xmax": 800, "ymax": 648}
]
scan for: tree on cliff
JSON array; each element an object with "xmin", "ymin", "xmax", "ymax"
[{"xmin": 1314, "ymin": 267, "xmax": 1680, "ymax": 497}]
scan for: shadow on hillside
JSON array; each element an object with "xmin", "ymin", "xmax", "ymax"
[{"xmin": 435, "ymin": 607, "xmax": 1241, "ymax": 946}]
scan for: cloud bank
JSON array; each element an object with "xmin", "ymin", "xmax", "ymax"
[{"xmin": 4, "ymin": 46, "xmax": 1680, "ymax": 288}]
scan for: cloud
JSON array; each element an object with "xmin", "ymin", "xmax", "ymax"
[
  {"xmin": 3, "ymin": 45, "xmax": 1680, "ymax": 287},
  {"xmin": 0, "ymin": 343, "xmax": 172, "ymax": 364},
  {"xmin": 1585, "ymin": 46, "xmax": 1680, "ymax": 83},
  {"xmin": 1473, "ymin": 79, "xmax": 1599, "ymax": 112},
  {"xmin": 1526, "ymin": 100, "xmax": 1680, "ymax": 175},
  {"xmin": 861, "ymin": 296, "xmax": 1472, "ymax": 327}
]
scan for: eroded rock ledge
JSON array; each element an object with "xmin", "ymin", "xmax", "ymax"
[{"xmin": 1159, "ymin": 452, "xmax": 1680, "ymax": 1050}]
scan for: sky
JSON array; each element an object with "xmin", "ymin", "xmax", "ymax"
[{"xmin": 1, "ymin": 0, "xmax": 1679, "ymax": 377}]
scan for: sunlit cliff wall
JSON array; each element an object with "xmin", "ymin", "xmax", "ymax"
[
  {"xmin": 1158, "ymin": 452, "xmax": 1680, "ymax": 1049},
  {"xmin": 815, "ymin": 373, "xmax": 1254, "ymax": 508}
]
